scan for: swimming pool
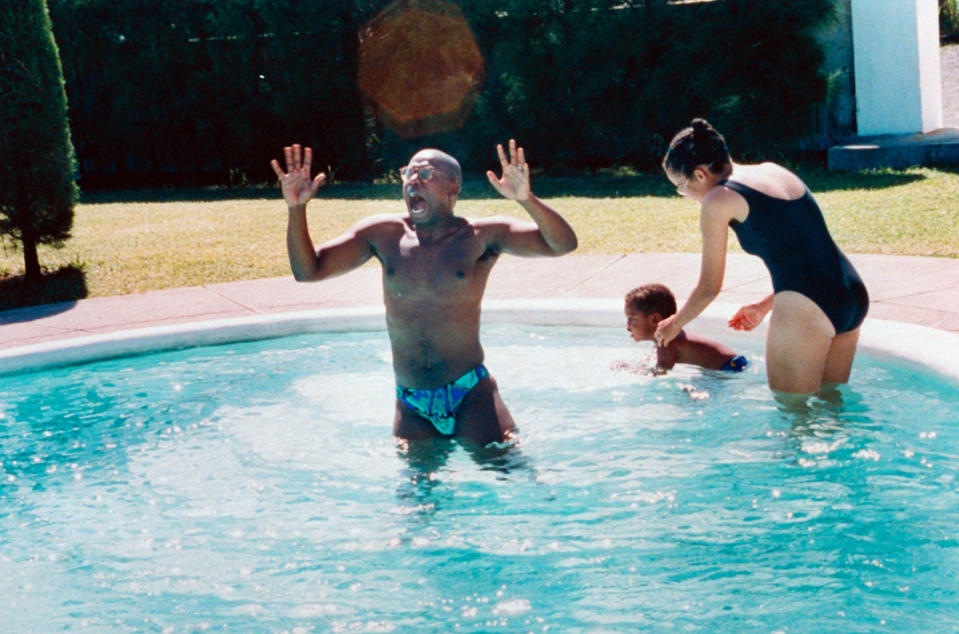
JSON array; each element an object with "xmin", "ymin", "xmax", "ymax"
[{"xmin": 1, "ymin": 301, "xmax": 958, "ymax": 630}]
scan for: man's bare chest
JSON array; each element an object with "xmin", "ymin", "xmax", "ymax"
[{"xmin": 379, "ymin": 232, "xmax": 494, "ymax": 296}]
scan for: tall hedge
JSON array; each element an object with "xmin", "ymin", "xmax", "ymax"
[
  {"xmin": 943, "ymin": 0, "xmax": 959, "ymax": 39},
  {"xmin": 0, "ymin": 0, "xmax": 77, "ymax": 280},
  {"xmin": 46, "ymin": 0, "xmax": 835, "ymax": 186}
]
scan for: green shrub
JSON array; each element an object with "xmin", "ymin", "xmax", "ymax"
[
  {"xmin": 0, "ymin": 0, "xmax": 77, "ymax": 279},
  {"xmin": 943, "ymin": 0, "xmax": 959, "ymax": 39},
  {"xmin": 46, "ymin": 0, "xmax": 835, "ymax": 184}
]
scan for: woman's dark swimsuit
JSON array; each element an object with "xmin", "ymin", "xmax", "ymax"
[{"xmin": 724, "ymin": 180, "xmax": 869, "ymax": 334}]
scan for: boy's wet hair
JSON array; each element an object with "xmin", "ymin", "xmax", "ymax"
[
  {"xmin": 662, "ymin": 118, "xmax": 730, "ymax": 177},
  {"xmin": 625, "ymin": 283, "xmax": 677, "ymax": 317}
]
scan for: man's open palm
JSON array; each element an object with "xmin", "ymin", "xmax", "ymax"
[
  {"xmin": 271, "ymin": 144, "xmax": 326, "ymax": 207},
  {"xmin": 486, "ymin": 139, "xmax": 530, "ymax": 201}
]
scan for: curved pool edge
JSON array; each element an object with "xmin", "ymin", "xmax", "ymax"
[
  {"xmin": 2, "ymin": 299, "xmax": 958, "ymax": 385},
  {"xmin": 0, "ymin": 306, "xmax": 387, "ymax": 376}
]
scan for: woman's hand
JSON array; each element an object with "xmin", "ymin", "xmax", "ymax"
[
  {"xmin": 270, "ymin": 144, "xmax": 326, "ymax": 208},
  {"xmin": 654, "ymin": 314, "xmax": 683, "ymax": 347},
  {"xmin": 728, "ymin": 302, "xmax": 770, "ymax": 331}
]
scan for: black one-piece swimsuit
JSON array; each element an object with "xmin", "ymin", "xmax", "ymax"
[{"xmin": 724, "ymin": 180, "xmax": 869, "ymax": 334}]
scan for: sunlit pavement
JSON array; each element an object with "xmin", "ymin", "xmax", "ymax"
[{"xmin": 2, "ymin": 253, "xmax": 959, "ymax": 351}]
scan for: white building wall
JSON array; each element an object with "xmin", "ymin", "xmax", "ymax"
[{"xmin": 851, "ymin": 0, "xmax": 942, "ymax": 135}]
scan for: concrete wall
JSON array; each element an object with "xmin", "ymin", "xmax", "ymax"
[{"xmin": 850, "ymin": 0, "xmax": 942, "ymax": 134}]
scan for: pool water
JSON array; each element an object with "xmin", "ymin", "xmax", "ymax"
[{"xmin": 1, "ymin": 324, "xmax": 958, "ymax": 631}]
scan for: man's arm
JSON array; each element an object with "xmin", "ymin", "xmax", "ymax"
[
  {"xmin": 271, "ymin": 144, "xmax": 376, "ymax": 281},
  {"xmin": 485, "ymin": 139, "xmax": 578, "ymax": 256},
  {"xmin": 288, "ymin": 210, "xmax": 380, "ymax": 281}
]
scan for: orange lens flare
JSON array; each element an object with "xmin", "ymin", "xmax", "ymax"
[{"xmin": 358, "ymin": 0, "xmax": 486, "ymax": 138}]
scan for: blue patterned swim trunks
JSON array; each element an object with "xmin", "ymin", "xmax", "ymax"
[
  {"xmin": 396, "ymin": 365, "xmax": 489, "ymax": 435},
  {"xmin": 720, "ymin": 355, "xmax": 749, "ymax": 372}
]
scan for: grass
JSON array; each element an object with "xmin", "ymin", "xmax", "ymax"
[{"xmin": 1, "ymin": 166, "xmax": 957, "ymax": 309}]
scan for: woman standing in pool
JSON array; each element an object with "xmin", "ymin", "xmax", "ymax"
[{"xmin": 654, "ymin": 118, "xmax": 869, "ymax": 395}]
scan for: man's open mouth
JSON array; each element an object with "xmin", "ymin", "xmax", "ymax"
[{"xmin": 407, "ymin": 189, "xmax": 426, "ymax": 214}]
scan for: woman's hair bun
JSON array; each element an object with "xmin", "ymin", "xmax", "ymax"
[
  {"xmin": 690, "ymin": 118, "xmax": 712, "ymax": 136},
  {"xmin": 662, "ymin": 117, "xmax": 729, "ymax": 175}
]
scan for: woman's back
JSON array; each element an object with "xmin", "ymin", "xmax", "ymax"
[{"xmin": 726, "ymin": 162, "xmax": 805, "ymax": 201}]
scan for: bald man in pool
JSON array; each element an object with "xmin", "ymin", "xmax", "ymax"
[{"xmin": 271, "ymin": 140, "xmax": 577, "ymax": 447}]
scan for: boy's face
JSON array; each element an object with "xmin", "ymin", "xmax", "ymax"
[{"xmin": 625, "ymin": 305, "xmax": 660, "ymax": 341}]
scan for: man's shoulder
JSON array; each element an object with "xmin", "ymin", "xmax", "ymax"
[
  {"xmin": 361, "ymin": 212, "xmax": 407, "ymax": 224},
  {"xmin": 465, "ymin": 215, "xmax": 505, "ymax": 226},
  {"xmin": 354, "ymin": 213, "xmax": 409, "ymax": 232},
  {"xmin": 465, "ymin": 215, "xmax": 528, "ymax": 234}
]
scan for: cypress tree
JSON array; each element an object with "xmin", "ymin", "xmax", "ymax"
[{"xmin": 0, "ymin": 0, "xmax": 78, "ymax": 280}]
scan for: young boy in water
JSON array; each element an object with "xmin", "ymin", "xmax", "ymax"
[{"xmin": 620, "ymin": 283, "xmax": 748, "ymax": 373}]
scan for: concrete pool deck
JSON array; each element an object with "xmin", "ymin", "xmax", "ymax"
[{"xmin": 2, "ymin": 253, "xmax": 959, "ymax": 352}]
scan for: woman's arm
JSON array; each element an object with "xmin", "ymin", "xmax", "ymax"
[
  {"xmin": 654, "ymin": 188, "xmax": 742, "ymax": 346},
  {"xmin": 728, "ymin": 293, "xmax": 774, "ymax": 330}
]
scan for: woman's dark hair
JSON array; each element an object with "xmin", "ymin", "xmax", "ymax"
[{"xmin": 661, "ymin": 118, "xmax": 731, "ymax": 176}]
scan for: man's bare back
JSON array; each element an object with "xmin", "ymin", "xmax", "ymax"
[{"xmin": 271, "ymin": 142, "xmax": 577, "ymax": 446}]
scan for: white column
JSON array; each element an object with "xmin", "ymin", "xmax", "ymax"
[{"xmin": 851, "ymin": 0, "xmax": 943, "ymax": 135}]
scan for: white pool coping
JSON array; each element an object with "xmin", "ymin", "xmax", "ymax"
[{"xmin": 2, "ymin": 299, "xmax": 958, "ymax": 385}]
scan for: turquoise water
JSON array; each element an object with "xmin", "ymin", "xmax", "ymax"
[{"xmin": 1, "ymin": 324, "xmax": 958, "ymax": 631}]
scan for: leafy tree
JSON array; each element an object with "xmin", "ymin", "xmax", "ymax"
[
  {"xmin": 943, "ymin": 0, "xmax": 959, "ymax": 40},
  {"xmin": 43, "ymin": 0, "xmax": 836, "ymax": 184},
  {"xmin": 0, "ymin": 0, "xmax": 77, "ymax": 280}
]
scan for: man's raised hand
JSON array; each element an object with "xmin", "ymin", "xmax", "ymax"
[
  {"xmin": 270, "ymin": 144, "xmax": 326, "ymax": 208},
  {"xmin": 486, "ymin": 139, "xmax": 530, "ymax": 202}
]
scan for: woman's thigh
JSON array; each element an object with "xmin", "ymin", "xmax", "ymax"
[
  {"xmin": 765, "ymin": 291, "xmax": 836, "ymax": 393},
  {"xmin": 822, "ymin": 327, "xmax": 861, "ymax": 385}
]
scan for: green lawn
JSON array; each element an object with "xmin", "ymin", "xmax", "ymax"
[{"xmin": 1, "ymin": 166, "xmax": 957, "ymax": 309}]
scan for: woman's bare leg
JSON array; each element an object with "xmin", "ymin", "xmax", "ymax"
[
  {"xmin": 821, "ymin": 327, "xmax": 861, "ymax": 385},
  {"xmin": 765, "ymin": 291, "xmax": 835, "ymax": 394}
]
